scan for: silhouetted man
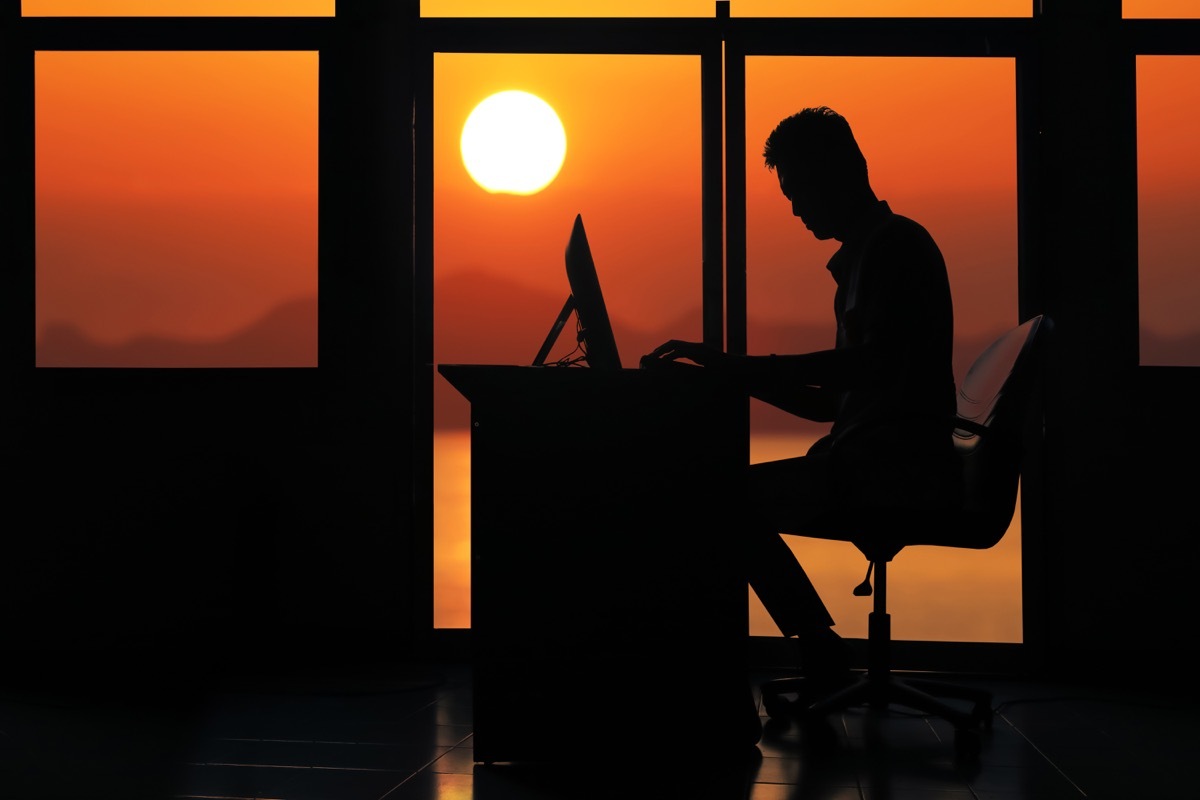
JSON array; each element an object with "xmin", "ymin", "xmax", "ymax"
[{"xmin": 642, "ymin": 106, "xmax": 959, "ymax": 685}]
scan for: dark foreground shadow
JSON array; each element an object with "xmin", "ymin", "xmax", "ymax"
[{"xmin": 474, "ymin": 746, "xmax": 764, "ymax": 800}]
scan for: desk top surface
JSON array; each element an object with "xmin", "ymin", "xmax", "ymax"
[
  {"xmin": 437, "ymin": 362, "xmax": 746, "ymax": 419},
  {"xmin": 438, "ymin": 361, "xmax": 706, "ymax": 380}
]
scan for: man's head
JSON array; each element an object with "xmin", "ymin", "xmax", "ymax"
[{"xmin": 763, "ymin": 106, "xmax": 872, "ymax": 241}]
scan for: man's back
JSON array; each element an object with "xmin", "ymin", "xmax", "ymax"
[{"xmin": 824, "ymin": 203, "xmax": 959, "ymax": 510}]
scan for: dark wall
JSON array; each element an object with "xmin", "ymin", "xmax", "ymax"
[
  {"xmin": 3, "ymin": 2, "xmax": 421, "ymax": 677},
  {"xmin": 1022, "ymin": 0, "xmax": 1200, "ymax": 675},
  {"xmin": 12, "ymin": 372, "xmax": 411, "ymax": 658}
]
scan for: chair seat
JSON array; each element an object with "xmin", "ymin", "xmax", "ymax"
[{"xmin": 787, "ymin": 505, "xmax": 1014, "ymax": 561}]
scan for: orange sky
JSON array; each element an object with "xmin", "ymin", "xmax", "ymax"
[
  {"xmin": 420, "ymin": 1, "xmax": 1031, "ymax": 17},
  {"xmin": 26, "ymin": 1, "xmax": 1197, "ymax": 639},
  {"xmin": 1137, "ymin": 56, "xmax": 1200, "ymax": 345},
  {"xmin": 432, "ymin": 52, "xmax": 1020, "ymax": 380},
  {"xmin": 29, "ymin": 13, "xmax": 1198, "ymax": 369},
  {"xmin": 433, "ymin": 53, "xmax": 705, "ymax": 365},
  {"xmin": 35, "ymin": 51, "xmax": 318, "ymax": 363},
  {"xmin": 25, "ymin": 0, "xmax": 1200, "ymax": 19},
  {"xmin": 23, "ymin": 0, "xmax": 333, "ymax": 15}
]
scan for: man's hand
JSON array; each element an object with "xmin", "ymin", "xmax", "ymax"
[{"xmin": 640, "ymin": 339, "xmax": 729, "ymax": 370}]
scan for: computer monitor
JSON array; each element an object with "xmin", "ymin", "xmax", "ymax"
[{"xmin": 532, "ymin": 214, "xmax": 622, "ymax": 370}]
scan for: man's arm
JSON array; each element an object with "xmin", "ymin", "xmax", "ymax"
[
  {"xmin": 731, "ymin": 344, "xmax": 892, "ymax": 420},
  {"xmin": 747, "ymin": 380, "xmax": 839, "ymax": 421},
  {"xmin": 642, "ymin": 339, "xmax": 887, "ymax": 422}
]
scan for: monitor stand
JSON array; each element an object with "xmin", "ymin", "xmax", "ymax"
[{"xmin": 532, "ymin": 294, "xmax": 575, "ymax": 367}]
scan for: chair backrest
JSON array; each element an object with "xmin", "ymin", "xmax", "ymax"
[
  {"xmin": 806, "ymin": 315, "xmax": 1050, "ymax": 559},
  {"xmin": 952, "ymin": 314, "xmax": 1050, "ymax": 547}
]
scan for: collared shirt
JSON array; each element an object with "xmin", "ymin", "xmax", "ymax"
[
  {"xmin": 820, "ymin": 200, "xmax": 959, "ymax": 507},
  {"xmin": 826, "ymin": 200, "xmax": 956, "ymax": 441}
]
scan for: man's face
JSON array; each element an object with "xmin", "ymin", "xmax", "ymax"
[{"xmin": 776, "ymin": 163, "xmax": 838, "ymax": 241}]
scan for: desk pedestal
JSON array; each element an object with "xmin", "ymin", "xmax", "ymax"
[{"xmin": 439, "ymin": 364, "xmax": 753, "ymax": 762}]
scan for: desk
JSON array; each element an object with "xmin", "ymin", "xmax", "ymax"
[{"xmin": 438, "ymin": 363, "xmax": 755, "ymax": 761}]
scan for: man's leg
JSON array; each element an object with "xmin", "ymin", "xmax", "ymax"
[
  {"xmin": 746, "ymin": 454, "xmax": 850, "ymax": 682},
  {"xmin": 746, "ymin": 526, "xmax": 834, "ymax": 636}
]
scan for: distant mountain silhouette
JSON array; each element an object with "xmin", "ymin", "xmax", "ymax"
[
  {"xmin": 434, "ymin": 270, "xmax": 571, "ymax": 367},
  {"xmin": 37, "ymin": 296, "xmax": 318, "ymax": 368},
  {"xmin": 35, "ymin": 274, "xmax": 1200, "ymax": 419},
  {"xmin": 436, "ymin": 269, "xmax": 983, "ymax": 431},
  {"xmin": 435, "ymin": 269, "xmax": 1200, "ymax": 430},
  {"xmin": 1140, "ymin": 327, "xmax": 1200, "ymax": 367},
  {"xmin": 434, "ymin": 268, "xmax": 837, "ymax": 368}
]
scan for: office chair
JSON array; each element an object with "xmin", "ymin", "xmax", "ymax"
[{"xmin": 759, "ymin": 314, "xmax": 1051, "ymax": 759}]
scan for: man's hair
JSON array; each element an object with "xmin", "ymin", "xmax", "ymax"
[{"xmin": 762, "ymin": 106, "xmax": 868, "ymax": 185}]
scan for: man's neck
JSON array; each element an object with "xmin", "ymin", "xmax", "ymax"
[{"xmin": 833, "ymin": 194, "xmax": 886, "ymax": 243}]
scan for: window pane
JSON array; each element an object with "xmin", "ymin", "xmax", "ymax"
[
  {"xmin": 1137, "ymin": 56, "xmax": 1200, "ymax": 366},
  {"xmin": 433, "ymin": 54, "xmax": 703, "ymax": 628},
  {"xmin": 422, "ymin": 0, "xmax": 1029, "ymax": 17},
  {"xmin": 23, "ymin": 0, "xmax": 333, "ymax": 16},
  {"xmin": 35, "ymin": 51, "xmax": 319, "ymax": 368},
  {"xmin": 744, "ymin": 57, "xmax": 1020, "ymax": 643},
  {"xmin": 423, "ymin": 0, "xmax": 712, "ymax": 16},
  {"xmin": 733, "ymin": 0, "xmax": 1029, "ymax": 16},
  {"xmin": 1124, "ymin": 0, "xmax": 1200, "ymax": 18}
]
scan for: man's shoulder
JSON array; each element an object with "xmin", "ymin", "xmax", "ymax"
[
  {"xmin": 879, "ymin": 211, "xmax": 932, "ymax": 238},
  {"xmin": 873, "ymin": 212, "xmax": 942, "ymax": 255}
]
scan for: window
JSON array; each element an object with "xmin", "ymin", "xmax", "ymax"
[
  {"xmin": 1125, "ymin": 0, "xmax": 1200, "ymax": 19},
  {"xmin": 1136, "ymin": 55, "xmax": 1200, "ymax": 366},
  {"xmin": 732, "ymin": 0, "xmax": 1029, "ymax": 16},
  {"xmin": 35, "ymin": 51, "xmax": 319, "ymax": 367},
  {"xmin": 420, "ymin": 0, "xmax": 1029, "ymax": 18},
  {"xmin": 23, "ymin": 0, "xmax": 334, "ymax": 16},
  {"xmin": 432, "ymin": 52, "xmax": 704, "ymax": 628},
  {"xmin": 743, "ymin": 56, "xmax": 1021, "ymax": 642}
]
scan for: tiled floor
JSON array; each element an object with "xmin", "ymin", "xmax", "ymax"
[{"xmin": 1, "ymin": 656, "xmax": 1195, "ymax": 799}]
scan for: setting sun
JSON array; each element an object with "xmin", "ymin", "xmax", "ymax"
[{"xmin": 460, "ymin": 90, "xmax": 567, "ymax": 195}]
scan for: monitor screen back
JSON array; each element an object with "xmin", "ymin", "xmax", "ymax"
[{"xmin": 565, "ymin": 214, "xmax": 622, "ymax": 370}]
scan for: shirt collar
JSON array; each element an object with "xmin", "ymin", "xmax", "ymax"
[{"xmin": 827, "ymin": 200, "xmax": 893, "ymax": 283}]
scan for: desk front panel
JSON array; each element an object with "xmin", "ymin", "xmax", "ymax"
[{"xmin": 440, "ymin": 364, "xmax": 753, "ymax": 761}]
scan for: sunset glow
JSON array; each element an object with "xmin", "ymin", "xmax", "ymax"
[
  {"xmin": 24, "ymin": 4, "xmax": 1199, "ymax": 644},
  {"xmin": 35, "ymin": 51, "xmax": 319, "ymax": 366},
  {"xmin": 1137, "ymin": 56, "xmax": 1200, "ymax": 364},
  {"xmin": 461, "ymin": 91, "xmax": 567, "ymax": 195},
  {"xmin": 420, "ymin": 0, "xmax": 1030, "ymax": 18},
  {"xmin": 1124, "ymin": 0, "xmax": 1200, "ymax": 18},
  {"xmin": 21, "ymin": 0, "xmax": 1200, "ymax": 21},
  {"xmin": 23, "ymin": 0, "xmax": 334, "ymax": 15},
  {"xmin": 431, "ymin": 52, "xmax": 1027, "ymax": 640}
]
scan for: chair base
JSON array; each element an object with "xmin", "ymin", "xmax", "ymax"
[{"xmin": 760, "ymin": 669, "xmax": 993, "ymax": 759}]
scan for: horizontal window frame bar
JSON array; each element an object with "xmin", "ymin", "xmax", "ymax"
[
  {"xmin": 420, "ymin": 17, "xmax": 719, "ymax": 56},
  {"xmin": 1124, "ymin": 18, "xmax": 1200, "ymax": 54},
  {"xmin": 15, "ymin": 16, "xmax": 1199, "ymax": 57},
  {"xmin": 16, "ymin": 17, "xmax": 332, "ymax": 50},
  {"xmin": 725, "ymin": 17, "xmax": 1033, "ymax": 57},
  {"xmin": 421, "ymin": 17, "xmax": 1034, "ymax": 57}
]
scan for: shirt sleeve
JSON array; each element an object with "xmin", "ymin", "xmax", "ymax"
[{"xmin": 747, "ymin": 215, "xmax": 951, "ymax": 397}]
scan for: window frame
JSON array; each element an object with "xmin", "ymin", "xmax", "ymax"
[
  {"xmin": 11, "ymin": 3, "xmax": 1199, "ymax": 670},
  {"xmin": 416, "ymin": 8, "xmax": 1040, "ymax": 671},
  {"xmin": 9, "ymin": 14, "xmax": 331, "ymax": 378}
]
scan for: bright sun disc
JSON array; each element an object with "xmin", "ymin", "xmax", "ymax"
[{"xmin": 461, "ymin": 90, "xmax": 567, "ymax": 195}]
